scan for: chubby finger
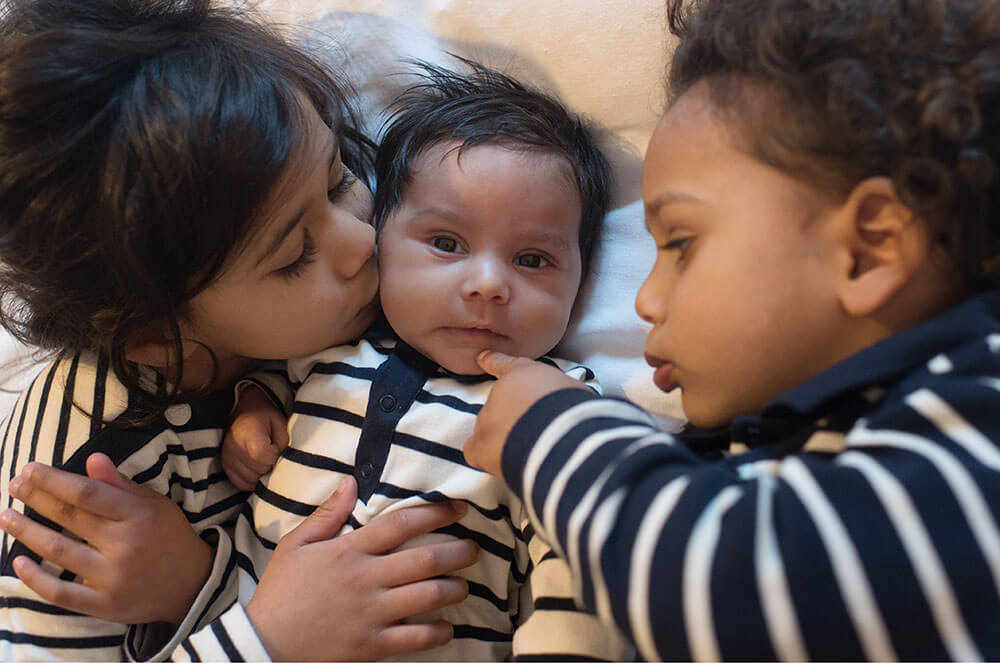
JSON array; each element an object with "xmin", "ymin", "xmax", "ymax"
[
  {"xmin": 381, "ymin": 576, "xmax": 470, "ymax": 621},
  {"xmin": 475, "ymin": 350, "xmax": 527, "ymax": 378},
  {"xmin": 9, "ymin": 555, "xmax": 105, "ymax": 615},
  {"xmin": 268, "ymin": 415, "xmax": 290, "ymax": 453},
  {"xmin": 462, "ymin": 434, "xmax": 485, "ymax": 472},
  {"xmin": 381, "ymin": 539, "xmax": 479, "ymax": 587},
  {"xmin": 354, "ymin": 501, "xmax": 468, "ymax": 555},
  {"xmin": 221, "ymin": 453, "xmax": 261, "ymax": 492},
  {"xmin": 13, "ymin": 463, "xmax": 131, "ymax": 522},
  {"xmin": 376, "ymin": 621, "xmax": 455, "ymax": 659},
  {"xmin": 0, "ymin": 509, "xmax": 101, "ymax": 578},
  {"xmin": 244, "ymin": 429, "xmax": 281, "ymax": 469}
]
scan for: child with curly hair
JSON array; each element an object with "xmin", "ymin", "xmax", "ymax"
[{"xmin": 466, "ymin": 0, "xmax": 1000, "ymax": 659}]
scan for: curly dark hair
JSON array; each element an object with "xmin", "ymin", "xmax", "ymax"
[
  {"xmin": 665, "ymin": 0, "xmax": 1000, "ymax": 291},
  {"xmin": 372, "ymin": 58, "xmax": 611, "ymax": 277},
  {"xmin": 0, "ymin": 0, "xmax": 374, "ymax": 419}
]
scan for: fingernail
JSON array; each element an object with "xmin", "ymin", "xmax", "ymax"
[
  {"xmin": 332, "ymin": 478, "xmax": 346, "ymax": 498},
  {"xmin": 8, "ymin": 476, "xmax": 21, "ymax": 496},
  {"xmin": 0, "ymin": 509, "xmax": 14, "ymax": 529},
  {"xmin": 452, "ymin": 501, "xmax": 468, "ymax": 517}
]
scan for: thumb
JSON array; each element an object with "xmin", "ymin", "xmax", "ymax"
[
  {"xmin": 86, "ymin": 452, "xmax": 162, "ymax": 499},
  {"xmin": 476, "ymin": 350, "xmax": 527, "ymax": 378},
  {"xmin": 286, "ymin": 476, "xmax": 358, "ymax": 546},
  {"xmin": 84, "ymin": 453, "xmax": 132, "ymax": 492}
]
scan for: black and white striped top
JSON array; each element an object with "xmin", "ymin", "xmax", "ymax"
[
  {"xmin": 501, "ymin": 290, "xmax": 1000, "ymax": 661},
  {"xmin": 0, "ymin": 352, "xmax": 249, "ymax": 661},
  {"xmin": 229, "ymin": 337, "xmax": 633, "ymax": 661}
]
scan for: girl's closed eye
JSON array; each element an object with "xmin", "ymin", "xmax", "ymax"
[
  {"xmin": 327, "ymin": 168, "xmax": 357, "ymax": 201},
  {"xmin": 276, "ymin": 230, "xmax": 317, "ymax": 279}
]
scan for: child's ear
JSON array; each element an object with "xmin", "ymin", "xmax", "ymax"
[{"xmin": 834, "ymin": 176, "xmax": 929, "ymax": 316}]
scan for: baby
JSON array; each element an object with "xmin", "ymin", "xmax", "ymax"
[{"xmin": 224, "ymin": 60, "xmax": 632, "ymax": 660}]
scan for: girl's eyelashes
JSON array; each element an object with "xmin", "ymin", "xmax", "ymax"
[
  {"xmin": 276, "ymin": 229, "xmax": 317, "ymax": 279},
  {"xmin": 327, "ymin": 168, "xmax": 357, "ymax": 201}
]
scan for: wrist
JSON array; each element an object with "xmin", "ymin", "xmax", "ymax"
[
  {"xmin": 162, "ymin": 533, "xmax": 214, "ymax": 627},
  {"xmin": 244, "ymin": 597, "xmax": 282, "ymax": 661}
]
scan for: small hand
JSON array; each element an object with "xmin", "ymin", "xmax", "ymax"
[
  {"xmin": 0, "ymin": 453, "xmax": 213, "ymax": 626},
  {"xmin": 464, "ymin": 350, "xmax": 589, "ymax": 477},
  {"xmin": 222, "ymin": 385, "xmax": 289, "ymax": 490},
  {"xmin": 246, "ymin": 476, "xmax": 480, "ymax": 661}
]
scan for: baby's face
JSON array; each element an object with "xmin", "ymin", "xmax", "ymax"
[
  {"xmin": 377, "ymin": 142, "xmax": 582, "ymax": 375},
  {"xmin": 637, "ymin": 82, "xmax": 852, "ymax": 428}
]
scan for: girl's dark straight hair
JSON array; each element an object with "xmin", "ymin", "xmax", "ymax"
[{"xmin": 0, "ymin": 0, "xmax": 374, "ymax": 422}]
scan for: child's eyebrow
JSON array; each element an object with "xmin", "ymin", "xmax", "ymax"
[
  {"xmin": 643, "ymin": 190, "xmax": 703, "ymax": 214},
  {"xmin": 254, "ymin": 135, "xmax": 338, "ymax": 269}
]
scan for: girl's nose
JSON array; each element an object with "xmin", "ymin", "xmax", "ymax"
[
  {"xmin": 462, "ymin": 257, "xmax": 510, "ymax": 303},
  {"xmin": 332, "ymin": 216, "xmax": 376, "ymax": 280}
]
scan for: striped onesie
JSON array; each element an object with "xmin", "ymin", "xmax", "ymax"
[{"xmin": 232, "ymin": 336, "xmax": 633, "ymax": 661}]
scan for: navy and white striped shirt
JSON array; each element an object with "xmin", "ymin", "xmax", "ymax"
[
  {"xmin": 0, "ymin": 353, "xmax": 252, "ymax": 661},
  {"xmin": 501, "ymin": 290, "xmax": 1000, "ymax": 661},
  {"xmin": 232, "ymin": 337, "xmax": 633, "ymax": 661}
]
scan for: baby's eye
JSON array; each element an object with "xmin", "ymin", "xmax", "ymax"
[
  {"xmin": 431, "ymin": 236, "xmax": 458, "ymax": 252},
  {"xmin": 515, "ymin": 254, "xmax": 550, "ymax": 268}
]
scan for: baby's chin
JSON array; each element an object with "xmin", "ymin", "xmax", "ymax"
[{"xmin": 434, "ymin": 351, "xmax": 491, "ymax": 377}]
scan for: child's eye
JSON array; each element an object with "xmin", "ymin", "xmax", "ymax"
[
  {"xmin": 431, "ymin": 236, "xmax": 458, "ymax": 252},
  {"xmin": 276, "ymin": 230, "xmax": 317, "ymax": 279},
  {"xmin": 663, "ymin": 236, "xmax": 694, "ymax": 255},
  {"xmin": 515, "ymin": 253, "xmax": 550, "ymax": 268},
  {"xmin": 328, "ymin": 169, "xmax": 357, "ymax": 201}
]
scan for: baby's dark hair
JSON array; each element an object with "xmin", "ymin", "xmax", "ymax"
[
  {"xmin": 0, "ymin": 0, "xmax": 373, "ymax": 418},
  {"xmin": 666, "ymin": 0, "xmax": 1000, "ymax": 291},
  {"xmin": 372, "ymin": 58, "xmax": 610, "ymax": 277}
]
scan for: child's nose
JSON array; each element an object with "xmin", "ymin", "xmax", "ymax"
[
  {"xmin": 635, "ymin": 271, "xmax": 664, "ymax": 324},
  {"xmin": 462, "ymin": 257, "xmax": 510, "ymax": 303}
]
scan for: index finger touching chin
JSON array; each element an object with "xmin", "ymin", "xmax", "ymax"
[{"xmin": 476, "ymin": 350, "xmax": 520, "ymax": 377}]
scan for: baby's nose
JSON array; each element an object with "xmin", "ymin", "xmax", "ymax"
[{"xmin": 461, "ymin": 258, "xmax": 510, "ymax": 303}]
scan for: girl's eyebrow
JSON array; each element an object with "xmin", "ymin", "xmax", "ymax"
[{"xmin": 254, "ymin": 136, "xmax": 338, "ymax": 269}]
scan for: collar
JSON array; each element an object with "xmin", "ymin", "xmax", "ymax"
[
  {"xmin": 362, "ymin": 316, "xmax": 494, "ymax": 384},
  {"xmin": 729, "ymin": 290, "xmax": 1000, "ymax": 448}
]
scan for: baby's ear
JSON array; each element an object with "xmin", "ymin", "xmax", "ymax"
[{"xmin": 834, "ymin": 177, "xmax": 929, "ymax": 316}]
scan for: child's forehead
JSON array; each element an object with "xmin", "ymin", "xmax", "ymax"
[{"xmin": 414, "ymin": 139, "xmax": 576, "ymax": 181}]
